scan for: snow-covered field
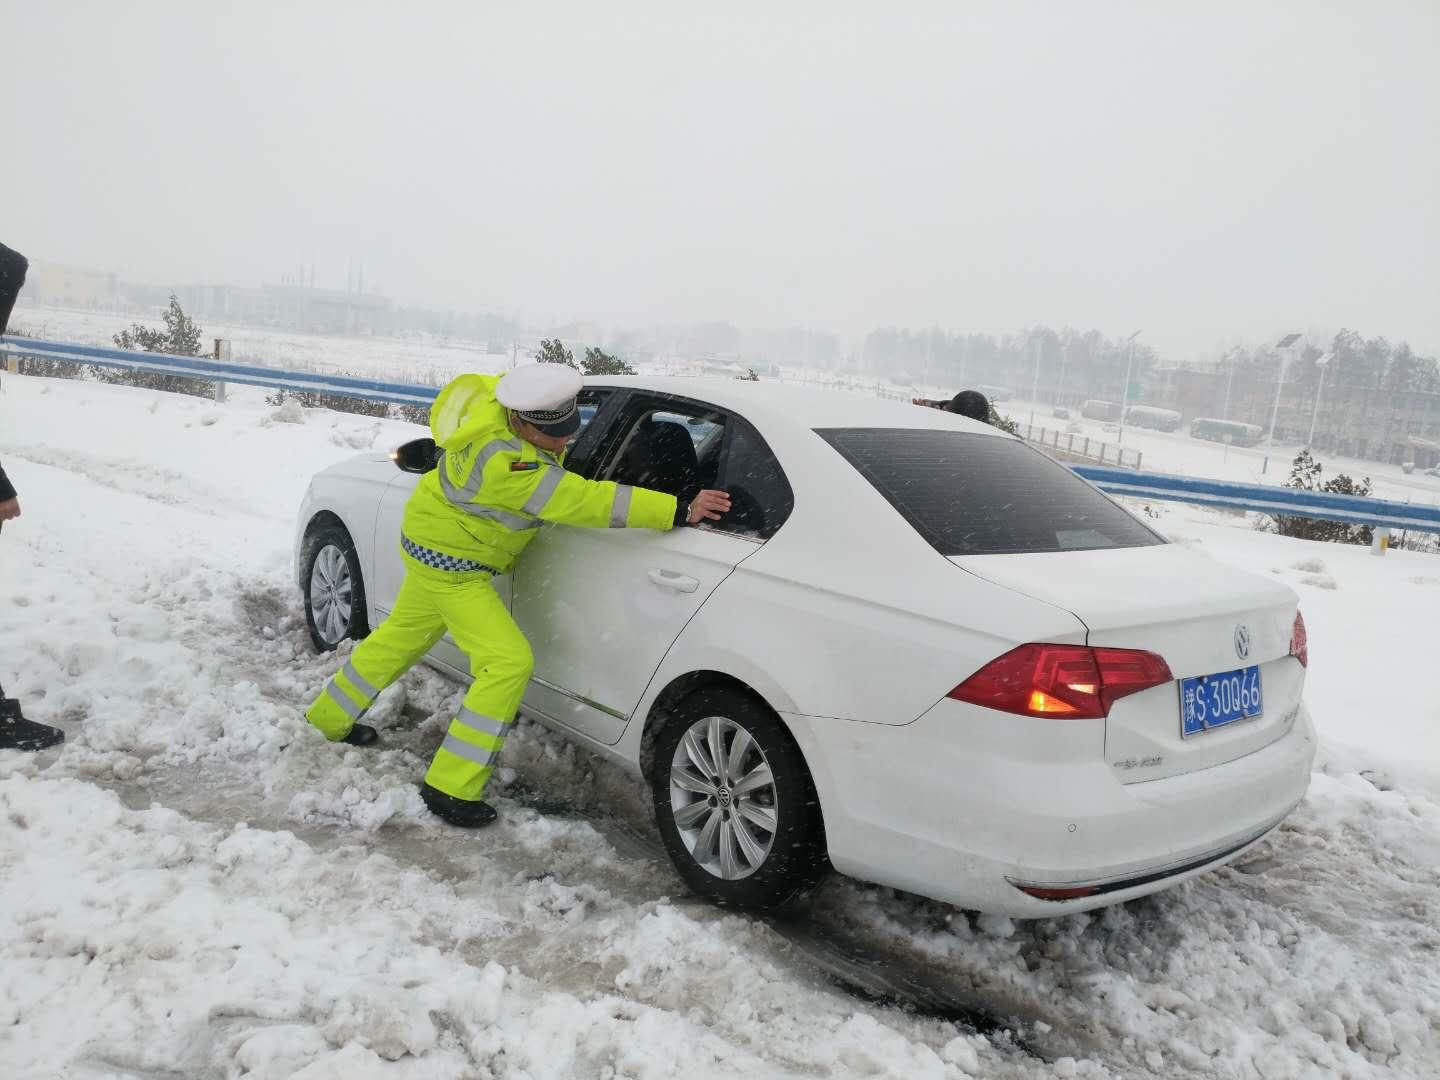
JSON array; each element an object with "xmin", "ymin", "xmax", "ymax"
[
  {"xmin": 15, "ymin": 302, "xmax": 1440, "ymax": 512},
  {"xmin": 2, "ymin": 365, "xmax": 1439, "ymax": 1078},
  {"xmin": 9, "ymin": 303, "xmax": 510, "ymax": 387},
  {"xmin": 993, "ymin": 399, "xmax": 1440, "ymax": 510}
]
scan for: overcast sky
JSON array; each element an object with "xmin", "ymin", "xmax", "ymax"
[{"xmin": 5, "ymin": 2, "xmax": 1437, "ymax": 360}]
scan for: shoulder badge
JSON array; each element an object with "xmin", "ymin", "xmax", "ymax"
[{"xmin": 510, "ymin": 461, "xmax": 541, "ymax": 472}]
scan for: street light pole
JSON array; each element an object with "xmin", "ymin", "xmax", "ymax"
[
  {"xmin": 1222, "ymin": 350, "xmax": 1237, "ymax": 420},
  {"xmin": 1028, "ymin": 335, "xmax": 1042, "ymax": 429},
  {"xmin": 922, "ymin": 331, "xmax": 932, "ymax": 399},
  {"xmin": 1265, "ymin": 332, "xmax": 1303, "ymax": 473},
  {"xmin": 1056, "ymin": 340, "xmax": 1069, "ymax": 414},
  {"xmin": 1115, "ymin": 330, "xmax": 1142, "ymax": 443},
  {"xmin": 1307, "ymin": 352, "xmax": 1332, "ymax": 448}
]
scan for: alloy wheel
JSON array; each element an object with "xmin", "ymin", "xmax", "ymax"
[
  {"xmin": 668, "ymin": 714, "xmax": 779, "ymax": 880},
  {"xmin": 309, "ymin": 543, "xmax": 354, "ymax": 647}
]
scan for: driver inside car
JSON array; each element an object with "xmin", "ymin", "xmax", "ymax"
[{"xmin": 303, "ymin": 363, "xmax": 730, "ymax": 828}]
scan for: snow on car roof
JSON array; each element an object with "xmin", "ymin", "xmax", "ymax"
[{"xmin": 584, "ymin": 375, "xmax": 1006, "ymax": 435}]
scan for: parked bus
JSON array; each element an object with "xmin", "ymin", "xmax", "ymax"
[
  {"xmin": 1124, "ymin": 405, "xmax": 1183, "ymax": 432},
  {"xmin": 1189, "ymin": 417, "xmax": 1263, "ymax": 446},
  {"xmin": 1081, "ymin": 399, "xmax": 1122, "ymax": 421}
]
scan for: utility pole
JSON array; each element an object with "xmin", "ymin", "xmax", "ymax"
[{"xmin": 1115, "ymin": 330, "xmax": 1142, "ymax": 443}]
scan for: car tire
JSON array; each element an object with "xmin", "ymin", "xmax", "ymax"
[
  {"xmin": 301, "ymin": 522, "xmax": 369, "ymax": 652},
  {"xmin": 650, "ymin": 686, "xmax": 828, "ymax": 910}
]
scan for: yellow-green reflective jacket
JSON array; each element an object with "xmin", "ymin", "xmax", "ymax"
[{"xmin": 401, "ymin": 373, "xmax": 678, "ymax": 573}]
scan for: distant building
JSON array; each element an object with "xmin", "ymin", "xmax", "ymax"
[
  {"xmin": 24, "ymin": 260, "xmax": 120, "ymax": 310},
  {"xmin": 181, "ymin": 283, "xmax": 393, "ymax": 335}
]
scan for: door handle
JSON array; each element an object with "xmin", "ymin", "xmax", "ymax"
[{"xmin": 648, "ymin": 568, "xmax": 700, "ymax": 593}]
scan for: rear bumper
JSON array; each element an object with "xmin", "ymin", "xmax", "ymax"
[{"xmin": 781, "ymin": 700, "xmax": 1316, "ymax": 917}]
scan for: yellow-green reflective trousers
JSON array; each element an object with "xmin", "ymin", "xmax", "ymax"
[{"xmin": 304, "ymin": 565, "xmax": 533, "ymax": 802}]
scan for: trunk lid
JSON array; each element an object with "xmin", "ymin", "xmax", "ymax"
[{"xmin": 951, "ymin": 543, "xmax": 1305, "ymax": 783}]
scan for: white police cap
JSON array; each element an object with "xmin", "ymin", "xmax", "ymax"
[{"xmin": 497, "ymin": 363, "xmax": 584, "ymax": 436}]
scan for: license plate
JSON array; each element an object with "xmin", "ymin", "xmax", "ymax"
[{"xmin": 1180, "ymin": 666, "xmax": 1262, "ymax": 737}]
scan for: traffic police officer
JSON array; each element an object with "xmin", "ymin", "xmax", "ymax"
[{"xmin": 305, "ymin": 363, "xmax": 730, "ymax": 827}]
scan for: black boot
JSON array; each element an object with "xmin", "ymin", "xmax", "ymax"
[
  {"xmin": 420, "ymin": 782, "xmax": 497, "ymax": 828},
  {"xmin": 0, "ymin": 699, "xmax": 65, "ymax": 752},
  {"xmin": 340, "ymin": 723, "xmax": 379, "ymax": 746}
]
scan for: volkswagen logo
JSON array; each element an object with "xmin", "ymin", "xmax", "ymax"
[{"xmin": 1234, "ymin": 624, "xmax": 1251, "ymax": 660}]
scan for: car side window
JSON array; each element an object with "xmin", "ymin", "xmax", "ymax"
[
  {"xmin": 715, "ymin": 416, "xmax": 793, "ymax": 540},
  {"xmin": 599, "ymin": 394, "xmax": 793, "ymax": 540},
  {"xmin": 562, "ymin": 388, "xmax": 619, "ymax": 478},
  {"xmin": 603, "ymin": 398, "xmax": 725, "ymax": 501}
]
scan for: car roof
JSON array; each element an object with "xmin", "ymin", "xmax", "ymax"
[{"xmin": 584, "ymin": 375, "xmax": 1005, "ymax": 437}]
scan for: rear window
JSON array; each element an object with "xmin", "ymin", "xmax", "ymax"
[{"xmin": 817, "ymin": 428, "xmax": 1164, "ymax": 556}]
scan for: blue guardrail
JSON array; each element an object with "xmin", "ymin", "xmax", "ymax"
[
  {"xmin": 1075, "ymin": 465, "xmax": 1440, "ymax": 535},
  {"xmin": 5, "ymin": 334, "xmax": 1439, "ymax": 535},
  {"xmin": 0, "ymin": 335, "xmax": 438, "ymax": 408}
]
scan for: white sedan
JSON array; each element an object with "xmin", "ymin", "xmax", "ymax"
[{"xmin": 294, "ymin": 377, "xmax": 1315, "ymax": 915}]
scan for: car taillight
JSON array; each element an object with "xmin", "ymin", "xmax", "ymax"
[
  {"xmin": 1290, "ymin": 610, "xmax": 1308, "ymax": 667},
  {"xmin": 948, "ymin": 644, "xmax": 1173, "ymax": 719}
]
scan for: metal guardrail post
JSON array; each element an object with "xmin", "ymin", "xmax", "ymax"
[{"xmin": 212, "ymin": 338, "xmax": 230, "ymax": 402}]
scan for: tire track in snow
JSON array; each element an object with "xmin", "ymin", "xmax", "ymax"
[{"xmin": 21, "ymin": 571, "xmax": 1440, "ymax": 1079}]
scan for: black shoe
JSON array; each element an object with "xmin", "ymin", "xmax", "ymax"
[
  {"xmin": 420, "ymin": 783, "xmax": 497, "ymax": 828},
  {"xmin": 0, "ymin": 699, "xmax": 65, "ymax": 752},
  {"xmin": 340, "ymin": 723, "xmax": 379, "ymax": 747}
]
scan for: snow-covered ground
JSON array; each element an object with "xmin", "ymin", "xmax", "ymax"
[{"xmin": 2, "ymin": 366, "xmax": 1439, "ymax": 1078}]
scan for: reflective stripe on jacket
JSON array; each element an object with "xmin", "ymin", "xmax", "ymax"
[{"xmin": 401, "ymin": 373, "xmax": 678, "ymax": 572}]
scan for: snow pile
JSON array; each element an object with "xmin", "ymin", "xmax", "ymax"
[{"xmin": 3, "ymin": 371, "xmax": 1439, "ymax": 1078}]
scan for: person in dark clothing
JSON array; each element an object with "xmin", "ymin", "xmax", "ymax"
[
  {"xmin": 0, "ymin": 242, "xmax": 65, "ymax": 752},
  {"xmin": 948, "ymin": 389, "xmax": 991, "ymax": 423},
  {"xmin": 913, "ymin": 389, "xmax": 994, "ymax": 424},
  {"xmin": 0, "ymin": 463, "xmax": 63, "ymax": 752},
  {"xmin": 0, "ymin": 465, "xmax": 19, "ymax": 522},
  {"xmin": 0, "ymin": 242, "xmax": 27, "ymax": 334}
]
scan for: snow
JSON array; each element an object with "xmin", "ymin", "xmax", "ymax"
[
  {"xmin": 11, "ymin": 302, "xmax": 511, "ymax": 387},
  {"xmin": 16, "ymin": 301, "xmax": 1440, "ymax": 509},
  {"xmin": 2, "ymin": 360, "xmax": 1439, "ymax": 1079},
  {"xmin": 991, "ymin": 395, "xmax": 1440, "ymax": 509}
]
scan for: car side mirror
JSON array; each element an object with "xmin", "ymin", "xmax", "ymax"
[{"xmin": 391, "ymin": 438, "xmax": 439, "ymax": 474}]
